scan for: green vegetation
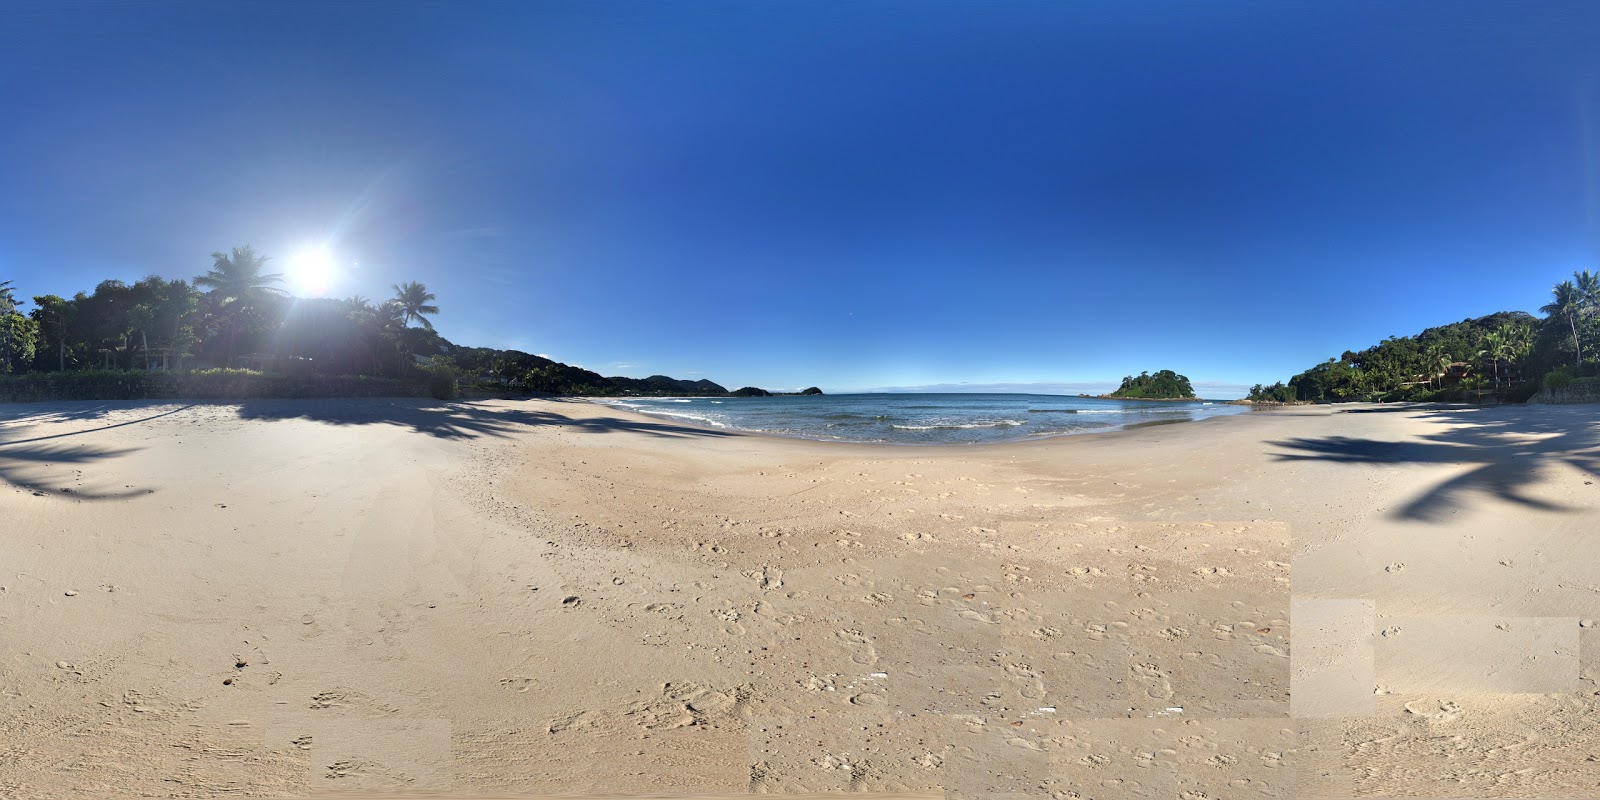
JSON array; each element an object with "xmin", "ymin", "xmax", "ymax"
[
  {"xmin": 799, "ymin": 386, "xmax": 824, "ymax": 395},
  {"xmin": 1247, "ymin": 269, "xmax": 1600, "ymax": 403},
  {"xmin": 732, "ymin": 386, "xmax": 772, "ymax": 397},
  {"xmin": 1107, "ymin": 370, "xmax": 1196, "ymax": 400},
  {"xmin": 0, "ymin": 246, "xmax": 776, "ymax": 402}
]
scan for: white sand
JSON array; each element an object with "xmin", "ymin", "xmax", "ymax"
[{"xmin": 1, "ymin": 397, "xmax": 1598, "ymax": 797}]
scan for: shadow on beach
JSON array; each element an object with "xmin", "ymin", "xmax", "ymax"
[
  {"xmin": 0, "ymin": 403, "xmax": 173, "ymax": 500},
  {"xmin": 232, "ymin": 397, "xmax": 738, "ymax": 441},
  {"xmin": 1269, "ymin": 405, "xmax": 1600, "ymax": 522}
]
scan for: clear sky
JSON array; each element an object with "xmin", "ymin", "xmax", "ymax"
[{"xmin": 3, "ymin": 1, "xmax": 1599, "ymax": 397}]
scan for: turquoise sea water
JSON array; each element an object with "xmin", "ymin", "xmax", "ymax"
[{"xmin": 597, "ymin": 392, "xmax": 1246, "ymax": 445}]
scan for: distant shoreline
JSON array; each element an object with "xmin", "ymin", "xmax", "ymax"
[{"xmin": 1081, "ymin": 393, "xmax": 1205, "ymax": 403}]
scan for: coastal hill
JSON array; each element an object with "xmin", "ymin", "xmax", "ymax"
[
  {"xmin": 1245, "ymin": 270, "xmax": 1599, "ymax": 404},
  {"xmin": 1103, "ymin": 369, "xmax": 1197, "ymax": 400},
  {"xmin": 0, "ymin": 259, "xmax": 782, "ymax": 400}
]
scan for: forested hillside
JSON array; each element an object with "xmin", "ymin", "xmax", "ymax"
[
  {"xmin": 1107, "ymin": 370, "xmax": 1196, "ymax": 399},
  {"xmin": 1247, "ymin": 271, "xmax": 1600, "ymax": 403},
  {"xmin": 0, "ymin": 247, "xmax": 750, "ymax": 398}
]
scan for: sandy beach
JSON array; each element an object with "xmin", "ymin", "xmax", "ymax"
[{"xmin": 2, "ymin": 397, "xmax": 1598, "ymax": 798}]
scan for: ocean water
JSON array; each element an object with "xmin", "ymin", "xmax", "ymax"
[{"xmin": 596, "ymin": 393, "xmax": 1246, "ymax": 445}]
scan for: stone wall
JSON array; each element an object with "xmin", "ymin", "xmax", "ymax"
[{"xmin": 1530, "ymin": 381, "xmax": 1600, "ymax": 405}]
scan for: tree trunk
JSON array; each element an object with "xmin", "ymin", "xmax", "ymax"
[{"xmin": 1573, "ymin": 315, "xmax": 1584, "ymax": 366}]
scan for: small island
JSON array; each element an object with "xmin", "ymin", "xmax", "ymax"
[{"xmin": 1103, "ymin": 369, "xmax": 1198, "ymax": 400}]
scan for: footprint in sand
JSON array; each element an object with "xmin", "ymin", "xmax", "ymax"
[
  {"xmin": 310, "ymin": 691, "xmax": 345, "ymax": 710},
  {"xmin": 1403, "ymin": 699, "xmax": 1462, "ymax": 722},
  {"xmin": 547, "ymin": 710, "xmax": 600, "ymax": 734},
  {"xmin": 324, "ymin": 760, "xmax": 365, "ymax": 779},
  {"xmin": 1385, "ymin": 563, "xmax": 1405, "ymax": 573},
  {"xmin": 1131, "ymin": 662, "xmax": 1174, "ymax": 701},
  {"xmin": 1004, "ymin": 662, "xmax": 1047, "ymax": 700},
  {"xmin": 849, "ymin": 692, "xmax": 884, "ymax": 707},
  {"xmin": 499, "ymin": 677, "xmax": 536, "ymax": 692},
  {"xmin": 755, "ymin": 566, "xmax": 780, "ymax": 592},
  {"xmin": 836, "ymin": 629, "xmax": 879, "ymax": 665}
]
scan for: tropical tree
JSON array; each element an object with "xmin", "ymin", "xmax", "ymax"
[
  {"xmin": 195, "ymin": 246, "xmax": 284, "ymax": 308},
  {"xmin": 195, "ymin": 246, "xmax": 285, "ymax": 364},
  {"xmin": 0, "ymin": 280, "xmax": 38, "ymax": 374},
  {"xmin": 1541, "ymin": 280, "xmax": 1585, "ymax": 367},
  {"xmin": 391, "ymin": 281, "xmax": 439, "ymax": 330},
  {"xmin": 0, "ymin": 278, "xmax": 18, "ymax": 366},
  {"xmin": 1480, "ymin": 330, "xmax": 1508, "ymax": 389},
  {"xmin": 28, "ymin": 294, "xmax": 76, "ymax": 371},
  {"xmin": 1574, "ymin": 269, "xmax": 1600, "ymax": 316},
  {"xmin": 1427, "ymin": 347, "xmax": 1452, "ymax": 391},
  {"xmin": 376, "ymin": 300, "xmax": 411, "ymax": 372}
]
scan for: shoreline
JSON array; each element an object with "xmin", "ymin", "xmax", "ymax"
[{"xmin": 581, "ymin": 394, "xmax": 1262, "ymax": 449}]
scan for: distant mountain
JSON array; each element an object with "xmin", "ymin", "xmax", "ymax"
[
  {"xmin": 414, "ymin": 336, "xmax": 743, "ymax": 397},
  {"xmin": 607, "ymin": 375, "xmax": 729, "ymax": 395}
]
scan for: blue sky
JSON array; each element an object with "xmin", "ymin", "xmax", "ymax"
[{"xmin": 3, "ymin": 1, "xmax": 1598, "ymax": 397}]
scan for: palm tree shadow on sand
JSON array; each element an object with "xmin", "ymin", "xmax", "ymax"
[
  {"xmin": 232, "ymin": 397, "xmax": 738, "ymax": 441},
  {"xmin": 1269, "ymin": 405, "xmax": 1600, "ymax": 522},
  {"xmin": 0, "ymin": 403, "xmax": 174, "ymax": 500}
]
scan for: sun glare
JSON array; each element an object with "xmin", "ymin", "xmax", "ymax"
[{"xmin": 288, "ymin": 248, "xmax": 336, "ymax": 297}]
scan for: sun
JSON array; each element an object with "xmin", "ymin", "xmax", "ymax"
[{"xmin": 287, "ymin": 248, "xmax": 336, "ymax": 297}]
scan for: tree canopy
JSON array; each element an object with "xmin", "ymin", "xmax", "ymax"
[
  {"xmin": 1247, "ymin": 269, "xmax": 1600, "ymax": 403},
  {"xmin": 1, "ymin": 247, "xmax": 775, "ymax": 399},
  {"xmin": 1107, "ymin": 370, "xmax": 1196, "ymax": 400}
]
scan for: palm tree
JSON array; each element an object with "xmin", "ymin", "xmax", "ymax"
[
  {"xmin": 1426, "ymin": 347, "xmax": 1452, "ymax": 391},
  {"xmin": 195, "ymin": 246, "xmax": 285, "ymax": 364},
  {"xmin": 0, "ymin": 279, "xmax": 20, "ymax": 373},
  {"xmin": 391, "ymin": 281, "xmax": 438, "ymax": 330},
  {"xmin": 1542, "ymin": 280, "xmax": 1585, "ymax": 367},
  {"xmin": 1479, "ymin": 331, "xmax": 1505, "ymax": 390},
  {"xmin": 376, "ymin": 300, "xmax": 410, "ymax": 373},
  {"xmin": 195, "ymin": 246, "xmax": 284, "ymax": 308},
  {"xmin": 1574, "ymin": 269, "xmax": 1600, "ymax": 316},
  {"xmin": 1501, "ymin": 322, "xmax": 1532, "ymax": 371}
]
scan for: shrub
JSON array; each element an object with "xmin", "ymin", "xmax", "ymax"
[
  {"xmin": 1502, "ymin": 381, "xmax": 1540, "ymax": 403},
  {"xmin": 1546, "ymin": 367, "xmax": 1574, "ymax": 389},
  {"xmin": 424, "ymin": 364, "xmax": 458, "ymax": 401}
]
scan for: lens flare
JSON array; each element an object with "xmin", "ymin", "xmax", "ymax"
[{"xmin": 287, "ymin": 248, "xmax": 336, "ymax": 297}]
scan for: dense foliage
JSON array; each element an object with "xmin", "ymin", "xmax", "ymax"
[
  {"xmin": 1246, "ymin": 270, "xmax": 1600, "ymax": 403},
  {"xmin": 1108, "ymin": 370, "xmax": 1197, "ymax": 399},
  {"xmin": 1, "ymin": 246, "xmax": 771, "ymax": 400}
]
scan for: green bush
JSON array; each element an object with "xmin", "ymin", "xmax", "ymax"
[
  {"xmin": 1502, "ymin": 381, "xmax": 1540, "ymax": 403},
  {"xmin": 424, "ymin": 365, "xmax": 458, "ymax": 401},
  {"xmin": 1546, "ymin": 367, "xmax": 1574, "ymax": 389}
]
